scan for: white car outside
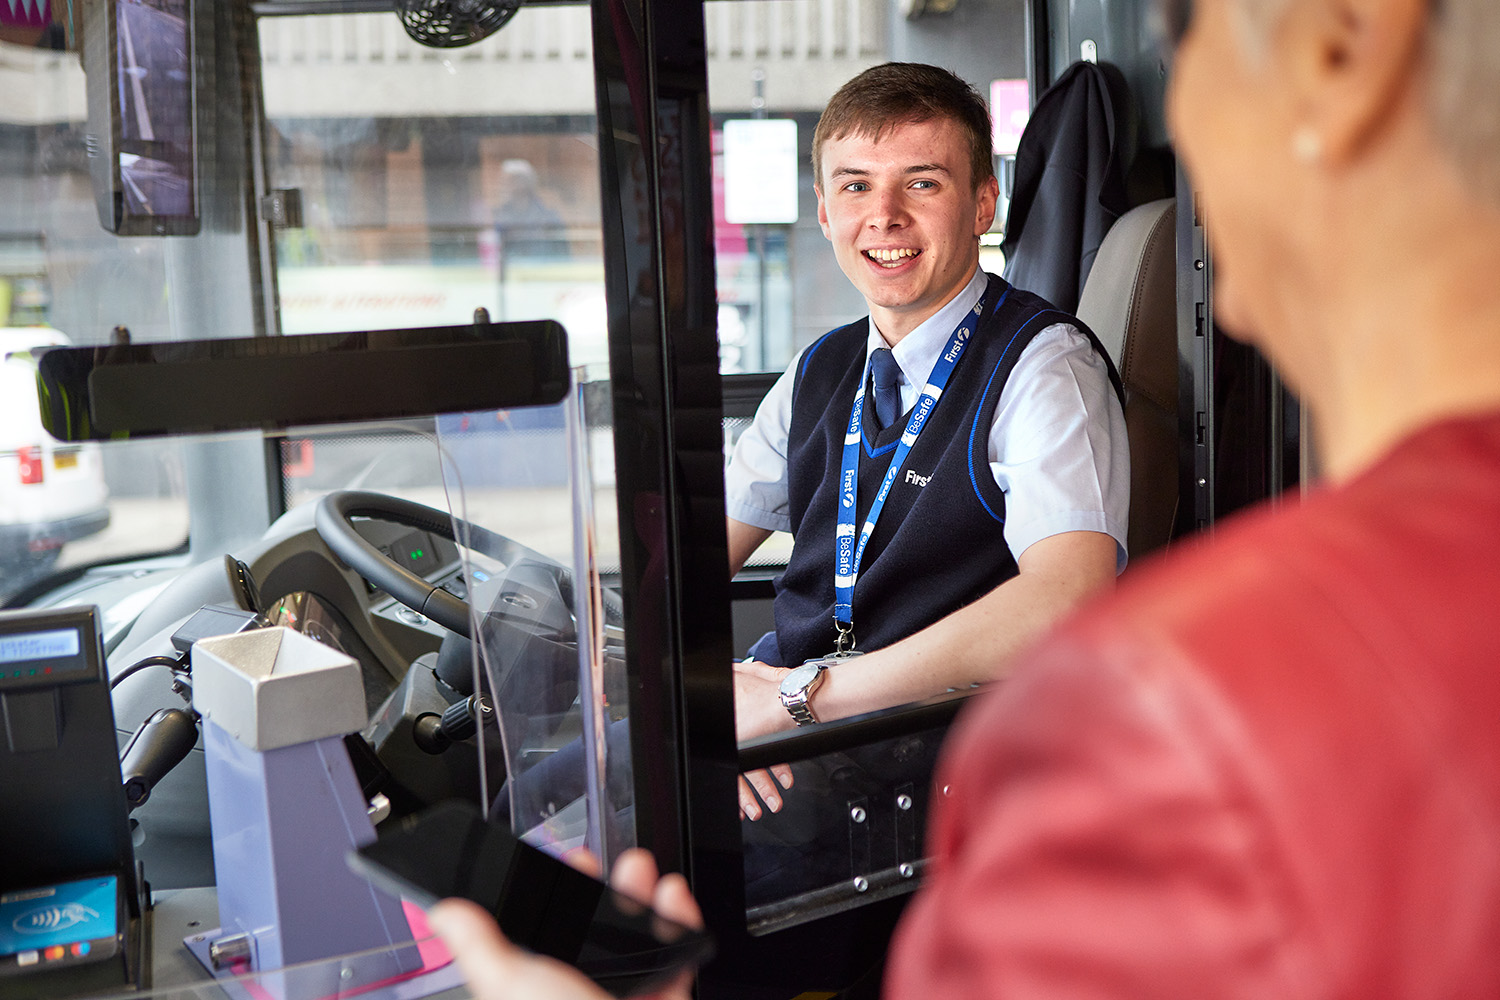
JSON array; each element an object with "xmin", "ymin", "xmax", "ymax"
[{"xmin": 0, "ymin": 327, "xmax": 110, "ymax": 595}]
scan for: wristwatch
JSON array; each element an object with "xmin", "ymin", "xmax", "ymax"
[{"xmin": 778, "ymin": 659, "xmax": 828, "ymax": 726}]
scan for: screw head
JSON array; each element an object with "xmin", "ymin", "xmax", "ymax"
[
  {"xmin": 896, "ymin": 794, "xmax": 913, "ymax": 811},
  {"xmin": 853, "ymin": 877, "xmax": 869, "ymax": 892},
  {"xmin": 899, "ymin": 863, "xmax": 915, "ymax": 878},
  {"xmin": 850, "ymin": 806, "xmax": 867, "ymax": 823}
]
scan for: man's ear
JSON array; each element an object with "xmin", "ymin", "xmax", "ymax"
[
  {"xmin": 973, "ymin": 175, "xmax": 1000, "ymax": 237},
  {"xmin": 815, "ymin": 184, "xmax": 833, "ymax": 240},
  {"xmin": 1291, "ymin": 0, "xmax": 1426, "ymax": 165}
]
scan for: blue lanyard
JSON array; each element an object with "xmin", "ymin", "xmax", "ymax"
[{"xmin": 831, "ymin": 276, "xmax": 1004, "ymax": 651}]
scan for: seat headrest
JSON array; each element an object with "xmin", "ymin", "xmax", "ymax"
[{"xmin": 1075, "ymin": 198, "xmax": 1177, "ymax": 413}]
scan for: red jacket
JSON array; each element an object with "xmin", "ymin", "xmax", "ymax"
[{"xmin": 887, "ymin": 413, "xmax": 1500, "ymax": 999}]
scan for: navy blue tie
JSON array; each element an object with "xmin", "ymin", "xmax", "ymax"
[{"xmin": 869, "ymin": 348, "xmax": 902, "ymax": 430}]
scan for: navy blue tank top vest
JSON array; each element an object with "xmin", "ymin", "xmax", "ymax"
[{"xmin": 747, "ymin": 276, "xmax": 1118, "ymax": 667}]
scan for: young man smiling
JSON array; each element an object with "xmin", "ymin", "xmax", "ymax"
[{"xmin": 724, "ymin": 63, "xmax": 1130, "ymax": 824}]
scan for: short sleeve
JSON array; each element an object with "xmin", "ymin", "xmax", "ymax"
[
  {"xmin": 989, "ymin": 323, "xmax": 1130, "ymax": 570},
  {"xmin": 724, "ymin": 352, "xmax": 802, "ymax": 533}
]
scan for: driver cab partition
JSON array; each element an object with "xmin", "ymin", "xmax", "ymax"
[
  {"xmin": 429, "ymin": 376, "xmax": 636, "ymax": 868},
  {"xmin": 735, "ymin": 694, "xmax": 972, "ymax": 935}
]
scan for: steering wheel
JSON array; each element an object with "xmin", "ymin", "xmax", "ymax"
[{"xmin": 314, "ymin": 490, "xmax": 568, "ymax": 638}]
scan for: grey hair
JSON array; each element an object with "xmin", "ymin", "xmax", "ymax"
[
  {"xmin": 1235, "ymin": 0, "xmax": 1500, "ymax": 206},
  {"xmin": 1423, "ymin": 2, "xmax": 1500, "ymax": 206}
]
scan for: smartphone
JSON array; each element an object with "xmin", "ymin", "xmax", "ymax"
[
  {"xmin": 348, "ymin": 800, "xmax": 713, "ymax": 998},
  {"xmin": 0, "ymin": 875, "xmax": 122, "ymax": 977}
]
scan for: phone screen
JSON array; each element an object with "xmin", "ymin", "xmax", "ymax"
[
  {"xmin": 0, "ymin": 875, "xmax": 122, "ymax": 976},
  {"xmin": 350, "ymin": 801, "xmax": 712, "ymax": 998}
]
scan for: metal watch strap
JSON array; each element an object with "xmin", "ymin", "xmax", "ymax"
[{"xmin": 785, "ymin": 696, "xmax": 818, "ymax": 726}]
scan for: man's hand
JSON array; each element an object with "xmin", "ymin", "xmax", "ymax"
[
  {"xmin": 738, "ymin": 764, "xmax": 794, "ymax": 821},
  {"xmin": 731, "ymin": 661, "xmax": 799, "ymax": 821},
  {"xmin": 733, "ymin": 660, "xmax": 795, "ymax": 742},
  {"xmin": 428, "ymin": 848, "xmax": 703, "ymax": 1000}
]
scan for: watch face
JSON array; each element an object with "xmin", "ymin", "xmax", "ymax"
[{"xmin": 779, "ymin": 662, "xmax": 821, "ymax": 698}]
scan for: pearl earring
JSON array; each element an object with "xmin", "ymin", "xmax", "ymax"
[{"xmin": 1292, "ymin": 127, "xmax": 1323, "ymax": 164}]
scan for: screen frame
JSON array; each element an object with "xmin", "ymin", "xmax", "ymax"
[{"xmin": 82, "ymin": 0, "xmax": 201, "ymax": 237}]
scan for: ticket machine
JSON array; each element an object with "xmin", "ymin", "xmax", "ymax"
[{"xmin": 0, "ymin": 606, "xmax": 148, "ymax": 1000}]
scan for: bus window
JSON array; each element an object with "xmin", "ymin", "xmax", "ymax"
[
  {"xmin": 260, "ymin": 8, "xmax": 606, "ymax": 368},
  {"xmin": 258, "ymin": 6, "xmax": 616, "ymax": 574},
  {"xmin": 0, "ymin": 59, "xmax": 193, "ymax": 602}
]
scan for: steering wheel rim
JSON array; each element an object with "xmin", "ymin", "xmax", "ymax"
[{"xmin": 314, "ymin": 490, "xmax": 559, "ymax": 638}]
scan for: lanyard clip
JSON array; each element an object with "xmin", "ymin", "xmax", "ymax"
[{"xmin": 834, "ymin": 619, "xmax": 855, "ymax": 656}]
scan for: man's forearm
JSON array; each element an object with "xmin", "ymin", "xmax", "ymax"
[
  {"xmin": 807, "ymin": 530, "xmax": 1119, "ymax": 726},
  {"xmin": 727, "ymin": 517, "xmax": 774, "ymax": 578}
]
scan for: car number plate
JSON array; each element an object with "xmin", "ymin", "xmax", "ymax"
[{"xmin": 53, "ymin": 451, "xmax": 78, "ymax": 470}]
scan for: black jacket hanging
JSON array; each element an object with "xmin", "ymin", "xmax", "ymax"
[{"xmin": 1001, "ymin": 60, "xmax": 1133, "ymax": 314}]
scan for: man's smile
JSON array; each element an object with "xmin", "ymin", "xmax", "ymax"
[{"xmin": 865, "ymin": 248, "xmax": 921, "ymax": 267}]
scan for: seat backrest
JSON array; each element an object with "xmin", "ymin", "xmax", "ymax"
[{"xmin": 1075, "ymin": 197, "xmax": 1179, "ymax": 560}]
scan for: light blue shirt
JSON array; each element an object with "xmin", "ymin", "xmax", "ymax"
[{"xmin": 725, "ymin": 268, "xmax": 1131, "ymax": 569}]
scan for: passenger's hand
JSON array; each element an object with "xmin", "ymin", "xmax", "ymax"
[
  {"xmin": 428, "ymin": 848, "xmax": 702, "ymax": 1000},
  {"xmin": 738, "ymin": 764, "xmax": 794, "ymax": 821},
  {"xmin": 732, "ymin": 659, "xmax": 795, "ymax": 742}
]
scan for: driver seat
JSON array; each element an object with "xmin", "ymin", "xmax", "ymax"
[{"xmin": 1075, "ymin": 196, "xmax": 1179, "ymax": 560}]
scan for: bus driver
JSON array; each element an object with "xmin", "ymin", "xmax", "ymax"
[{"xmin": 724, "ymin": 63, "xmax": 1131, "ymax": 820}]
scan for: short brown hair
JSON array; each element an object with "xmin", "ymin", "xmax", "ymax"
[{"xmin": 812, "ymin": 63, "xmax": 995, "ymax": 192}]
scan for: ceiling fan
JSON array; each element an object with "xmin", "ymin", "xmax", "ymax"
[{"xmin": 395, "ymin": 0, "xmax": 521, "ymax": 48}]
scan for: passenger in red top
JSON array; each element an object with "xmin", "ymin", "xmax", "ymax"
[
  {"xmin": 888, "ymin": 413, "xmax": 1500, "ymax": 997},
  {"xmin": 428, "ymin": 0, "xmax": 1500, "ymax": 995}
]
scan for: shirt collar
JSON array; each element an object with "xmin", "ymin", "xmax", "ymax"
[{"xmin": 866, "ymin": 268, "xmax": 990, "ymax": 388}]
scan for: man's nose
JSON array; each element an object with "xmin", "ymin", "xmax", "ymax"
[{"xmin": 868, "ymin": 189, "xmax": 910, "ymax": 229}]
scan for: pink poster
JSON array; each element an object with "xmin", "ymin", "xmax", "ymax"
[{"xmin": 990, "ymin": 79, "xmax": 1031, "ymax": 157}]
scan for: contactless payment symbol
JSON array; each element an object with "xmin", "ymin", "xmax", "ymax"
[{"xmin": 13, "ymin": 902, "xmax": 99, "ymax": 936}]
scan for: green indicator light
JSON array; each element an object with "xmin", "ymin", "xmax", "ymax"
[{"xmin": 410, "ymin": 549, "xmax": 424, "ymax": 560}]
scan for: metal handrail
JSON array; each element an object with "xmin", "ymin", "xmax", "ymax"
[{"xmin": 737, "ymin": 687, "xmax": 979, "ymax": 771}]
